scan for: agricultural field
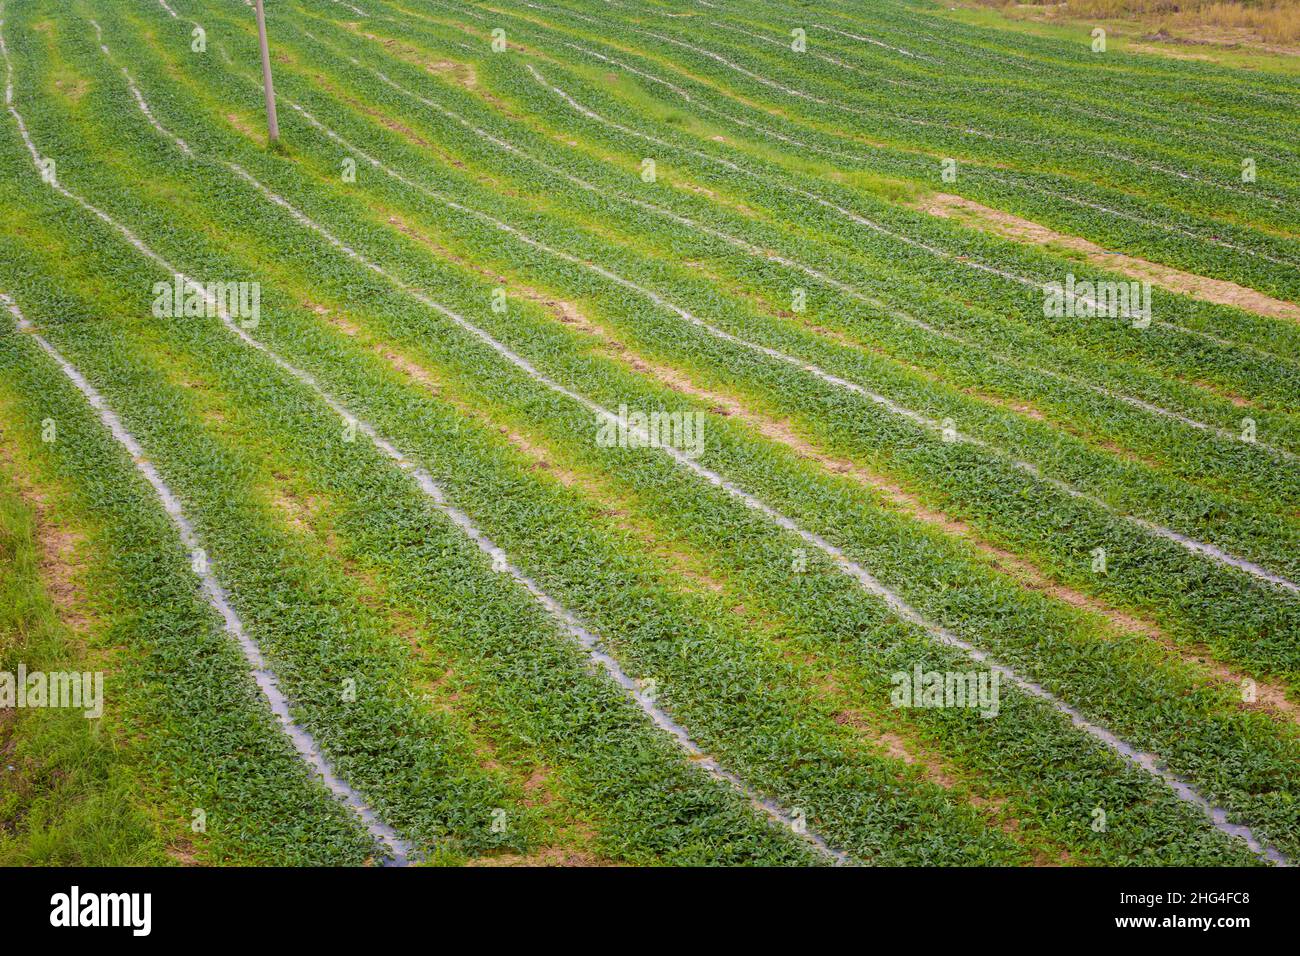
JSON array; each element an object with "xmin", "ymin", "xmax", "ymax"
[{"xmin": 0, "ymin": 0, "xmax": 1297, "ymax": 876}]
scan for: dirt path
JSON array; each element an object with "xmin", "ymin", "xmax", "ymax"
[{"xmin": 913, "ymin": 192, "xmax": 1300, "ymax": 322}]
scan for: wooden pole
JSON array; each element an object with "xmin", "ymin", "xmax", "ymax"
[{"xmin": 254, "ymin": 0, "xmax": 279, "ymax": 143}]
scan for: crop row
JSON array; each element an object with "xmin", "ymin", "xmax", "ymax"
[
  {"xmin": 5, "ymin": 0, "xmax": 1296, "ymax": 866},
  {"xmin": 118, "ymin": 0, "xmax": 1300, "ymax": 664},
  {"xmin": 25, "ymin": 0, "xmax": 1300, "ymax": 863},
  {"xmin": 386, "ymin": 0, "xmax": 1300, "ymax": 298}
]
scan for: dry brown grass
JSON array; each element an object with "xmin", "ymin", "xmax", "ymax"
[
  {"xmin": 994, "ymin": 0, "xmax": 1300, "ymax": 45},
  {"xmin": 1185, "ymin": 1, "xmax": 1300, "ymax": 43}
]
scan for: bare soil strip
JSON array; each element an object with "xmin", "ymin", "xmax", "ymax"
[{"xmin": 914, "ymin": 192, "xmax": 1300, "ymax": 321}]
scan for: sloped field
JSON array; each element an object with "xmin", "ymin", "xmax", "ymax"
[{"xmin": 1, "ymin": 0, "xmax": 1297, "ymax": 867}]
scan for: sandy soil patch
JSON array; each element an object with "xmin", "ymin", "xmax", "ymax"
[{"xmin": 914, "ymin": 192, "xmax": 1300, "ymax": 322}]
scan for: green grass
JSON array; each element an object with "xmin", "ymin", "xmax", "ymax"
[
  {"xmin": 0, "ymin": 470, "xmax": 165, "ymax": 866},
  {"xmin": 0, "ymin": 0, "xmax": 1296, "ymax": 866}
]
